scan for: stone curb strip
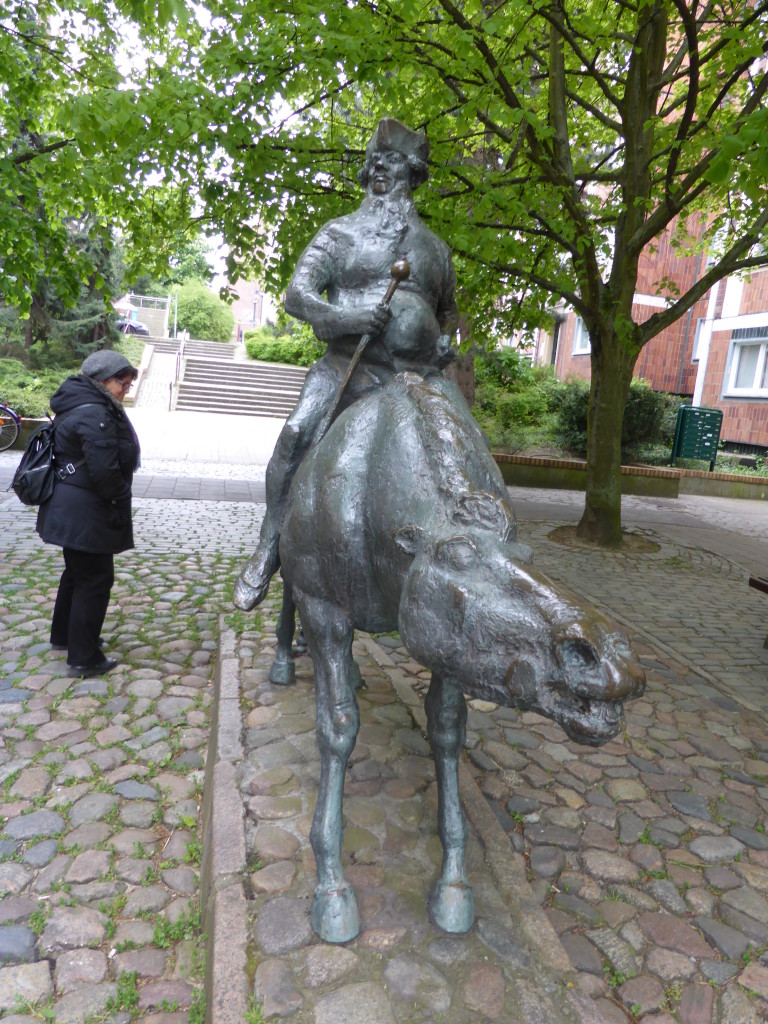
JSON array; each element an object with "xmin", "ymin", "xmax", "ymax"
[{"xmin": 201, "ymin": 619, "xmax": 249, "ymax": 1024}]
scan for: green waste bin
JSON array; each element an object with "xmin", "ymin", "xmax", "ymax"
[{"xmin": 670, "ymin": 406, "xmax": 723, "ymax": 471}]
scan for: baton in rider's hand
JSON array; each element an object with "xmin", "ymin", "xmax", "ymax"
[{"xmin": 312, "ymin": 259, "xmax": 410, "ymax": 446}]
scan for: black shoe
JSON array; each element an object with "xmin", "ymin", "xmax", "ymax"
[{"xmin": 67, "ymin": 657, "xmax": 117, "ymax": 679}]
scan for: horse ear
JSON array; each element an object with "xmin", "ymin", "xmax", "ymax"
[
  {"xmin": 452, "ymin": 492, "xmax": 516, "ymax": 541},
  {"xmin": 394, "ymin": 524, "xmax": 426, "ymax": 556}
]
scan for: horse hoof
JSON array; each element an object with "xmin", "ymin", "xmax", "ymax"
[
  {"xmin": 269, "ymin": 658, "xmax": 296, "ymax": 686},
  {"xmin": 429, "ymin": 879, "xmax": 474, "ymax": 934},
  {"xmin": 233, "ymin": 574, "xmax": 268, "ymax": 611},
  {"xmin": 311, "ymin": 883, "xmax": 360, "ymax": 943}
]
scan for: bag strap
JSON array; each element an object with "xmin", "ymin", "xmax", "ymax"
[{"xmin": 51, "ymin": 402, "xmax": 103, "ymax": 479}]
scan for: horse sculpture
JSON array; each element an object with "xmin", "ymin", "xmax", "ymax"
[{"xmin": 269, "ymin": 372, "xmax": 645, "ymax": 944}]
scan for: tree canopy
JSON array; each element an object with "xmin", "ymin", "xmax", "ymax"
[
  {"xmin": 174, "ymin": 280, "xmax": 235, "ymax": 343},
  {"xmin": 3, "ymin": 0, "xmax": 768, "ymax": 542}
]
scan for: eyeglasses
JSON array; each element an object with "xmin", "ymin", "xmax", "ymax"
[{"xmin": 111, "ymin": 376, "xmax": 135, "ymax": 389}]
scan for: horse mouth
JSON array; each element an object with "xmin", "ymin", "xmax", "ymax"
[{"xmin": 557, "ymin": 698, "xmax": 623, "ymax": 747}]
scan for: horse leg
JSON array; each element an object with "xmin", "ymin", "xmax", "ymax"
[
  {"xmin": 425, "ymin": 672, "xmax": 474, "ymax": 933},
  {"xmin": 293, "ymin": 586, "xmax": 360, "ymax": 943},
  {"xmin": 268, "ymin": 580, "xmax": 296, "ymax": 686}
]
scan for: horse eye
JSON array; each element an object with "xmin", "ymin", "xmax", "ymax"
[{"xmin": 436, "ymin": 538, "xmax": 477, "ymax": 569}]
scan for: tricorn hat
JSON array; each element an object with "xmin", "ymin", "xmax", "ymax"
[{"xmin": 365, "ymin": 118, "xmax": 429, "ymax": 164}]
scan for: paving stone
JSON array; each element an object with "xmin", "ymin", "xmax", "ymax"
[
  {"xmin": 688, "ymin": 835, "xmax": 745, "ymax": 862},
  {"xmin": 636, "ymin": 912, "xmax": 714, "ymax": 957},
  {"xmin": 137, "ymin": 979, "xmax": 194, "ymax": 1010},
  {"xmin": 463, "ymin": 962, "xmax": 506, "ymax": 1019},
  {"xmin": 0, "ymin": 961, "xmax": 53, "ymax": 1012},
  {"xmin": 52, "ymin": 981, "xmax": 118, "ymax": 1024},
  {"xmin": 3, "ymin": 810, "xmax": 64, "ymax": 841},
  {"xmin": 68, "ymin": 792, "xmax": 118, "ymax": 828},
  {"xmin": 475, "ymin": 920, "xmax": 532, "ymax": 968},
  {"xmin": 113, "ymin": 780, "xmax": 159, "ymax": 801},
  {"xmin": 112, "ymin": 948, "xmax": 169, "ymax": 978},
  {"xmin": 560, "ymin": 933, "xmax": 603, "ymax": 974},
  {"xmin": 0, "ymin": 899, "xmax": 37, "ymax": 925},
  {"xmin": 618, "ymin": 975, "xmax": 665, "ymax": 1015},
  {"xmin": 39, "ymin": 907, "xmax": 106, "ymax": 956},
  {"xmin": 665, "ymin": 790, "xmax": 712, "ymax": 820},
  {"xmin": 720, "ymin": 886, "xmax": 768, "ymax": 925},
  {"xmin": 0, "ymin": 863, "xmax": 32, "ymax": 895},
  {"xmin": 382, "ymin": 955, "xmax": 450, "ymax": 1014},
  {"xmin": 0, "ymin": 926, "xmax": 37, "ymax": 965},
  {"xmin": 585, "ymin": 929, "xmax": 639, "ymax": 977},
  {"xmin": 529, "ymin": 845, "xmax": 566, "ymax": 880},
  {"xmin": 645, "ymin": 879, "xmax": 687, "ymax": 914},
  {"xmin": 20, "ymin": 841, "xmax": 58, "ymax": 871},
  {"xmin": 54, "ymin": 949, "xmax": 108, "ymax": 994},
  {"xmin": 677, "ymin": 981, "xmax": 715, "ymax": 1024},
  {"xmin": 302, "ymin": 945, "xmax": 359, "ymax": 988},
  {"xmin": 65, "ymin": 850, "xmax": 111, "ymax": 884},
  {"xmin": 718, "ymin": 986, "xmax": 764, "ymax": 1024},
  {"xmin": 581, "ymin": 849, "xmax": 641, "ymax": 883},
  {"xmin": 644, "ymin": 947, "xmax": 697, "ymax": 981},
  {"xmin": 253, "ymin": 896, "xmax": 314, "ymax": 955},
  {"xmin": 699, "ymin": 960, "xmax": 738, "ymax": 985},
  {"xmin": 124, "ymin": 886, "xmax": 170, "ymax": 916},
  {"xmin": 253, "ymin": 959, "xmax": 303, "ymax": 1018},
  {"xmin": 314, "ymin": 981, "xmax": 396, "ymax": 1024}
]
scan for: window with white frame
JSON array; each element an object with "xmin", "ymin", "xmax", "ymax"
[
  {"xmin": 572, "ymin": 317, "xmax": 590, "ymax": 354},
  {"xmin": 691, "ymin": 318, "xmax": 704, "ymax": 362},
  {"xmin": 726, "ymin": 327, "xmax": 768, "ymax": 396}
]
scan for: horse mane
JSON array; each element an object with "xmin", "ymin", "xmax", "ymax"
[{"xmin": 382, "ymin": 374, "xmax": 516, "ymax": 542}]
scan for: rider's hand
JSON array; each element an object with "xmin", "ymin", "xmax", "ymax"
[
  {"xmin": 338, "ymin": 303, "xmax": 392, "ymax": 337},
  {"xmin": 434, "ymin": 335, "xmax": 457, "ymax": 368}
]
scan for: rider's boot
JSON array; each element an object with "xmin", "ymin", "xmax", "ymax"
[{"xmin": 233, "ymin": 534, "xmax": 279, "ymax": 610}]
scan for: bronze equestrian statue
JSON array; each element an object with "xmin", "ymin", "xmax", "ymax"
[{"xmin": 234, "ymin": 120, "xmax": 646, "ymax": 944}]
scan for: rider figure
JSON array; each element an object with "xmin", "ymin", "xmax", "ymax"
[{"xmin": 234, "ymin": 118, "xmax": 459, "ymax": 610}]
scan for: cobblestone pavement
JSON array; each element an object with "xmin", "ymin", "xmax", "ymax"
[
  {"xmin": 0, "ymin": 497, "xmax": 260, "ymax": 1024},
  {"xmin": 2, "ymin": 469, "xmax": 768, "ymax": 1023}
]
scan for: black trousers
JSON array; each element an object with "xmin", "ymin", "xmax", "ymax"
[{"xmin": 50, "ymin": 549, "xmax": 114, "ymax": 666}]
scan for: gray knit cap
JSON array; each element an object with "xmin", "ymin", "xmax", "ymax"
[{"xmin": 81, "ymin": 350, "xmax": 138, "ymax": 381}]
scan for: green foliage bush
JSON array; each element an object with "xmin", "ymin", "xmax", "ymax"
[
  {"xmin": 547, "ymin": 375, "xmax": 675, "ymax": 455},
  {"xmin": 0, "ymin": 358, "xmax": 70, "ymax": 418},
  {"xmin": 244, "ymin": 323, "xmax": 324, "ymax": 367},
  {"xmin": 472, "ymin": 348, "xmax": 558, "ymax": 451},
  {"xmin": 175, "ymin": 280, "xmax": 235, "ymax": 342}
]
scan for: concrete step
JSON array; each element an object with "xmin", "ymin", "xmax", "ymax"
[
  {"xmin": 149, "ymin": 339, "xmax": 181, "ymax": 354},
  {"xmin": 175, "ymin": 355, "xmax": 307, "ymax": 417},
  {"xmin": 182, "ymin": 361, "xmax": 307, "ymax": 385},
  {"xmin": 184, "ymin": 341, "xmax": 238, "ymax": 360},
  {"xmin": 174, "ymin": 392, "xmax": 298, "ymax": 417}
]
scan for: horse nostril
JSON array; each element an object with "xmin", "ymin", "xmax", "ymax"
[{"xmin": 560, "ymin": 639, "xmax": 598, "ymax": 672}]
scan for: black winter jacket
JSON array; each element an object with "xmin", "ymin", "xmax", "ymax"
[{"xmin": 36, "ymin": 375, "xmax": 140, "ymax": 554}]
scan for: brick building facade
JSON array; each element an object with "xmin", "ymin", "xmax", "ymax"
[{"xmin": 534, "ymin": 243, "xmax": 768, "ymax": 449}]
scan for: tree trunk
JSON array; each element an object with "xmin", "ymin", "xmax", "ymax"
[{"xmin": 575, "ymin": 336, "xmax": 636, "ymax": 547}]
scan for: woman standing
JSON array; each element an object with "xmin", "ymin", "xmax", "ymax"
[{"xmin": 37, "ymin": 350, "xmax": 141, "ymax": 678}]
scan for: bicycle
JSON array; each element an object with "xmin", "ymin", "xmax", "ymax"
[{"xmin": 0, "ymin": 401, "xmax": 21, "ymax": 452}]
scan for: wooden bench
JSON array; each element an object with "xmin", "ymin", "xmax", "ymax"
[{"xmin": 748, "ymin": 576, "xmax": 768, "ymax": 649}]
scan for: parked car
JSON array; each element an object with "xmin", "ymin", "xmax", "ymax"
[{"xmin": 115, "ymin": 318, "xmax": 150, "ymax": 336}]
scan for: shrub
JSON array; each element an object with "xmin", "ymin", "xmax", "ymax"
[
  {"xmin": 244, "ymin": 323, "xmax": 323, "ymax": 367},
  {"xmin": 0, "ymin": 358, "xmax": 71, "ymax": 418},
  {"xmin": 175, "ymin": 280, "xmax": 235, "ymax": 342},
  {"xmin": 548, "ymin": 376, "xmax": 673, "ymax": 454},
  {"xmin": 472, "ymin": 348, "xmax": 559, "ymax": 452}
]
